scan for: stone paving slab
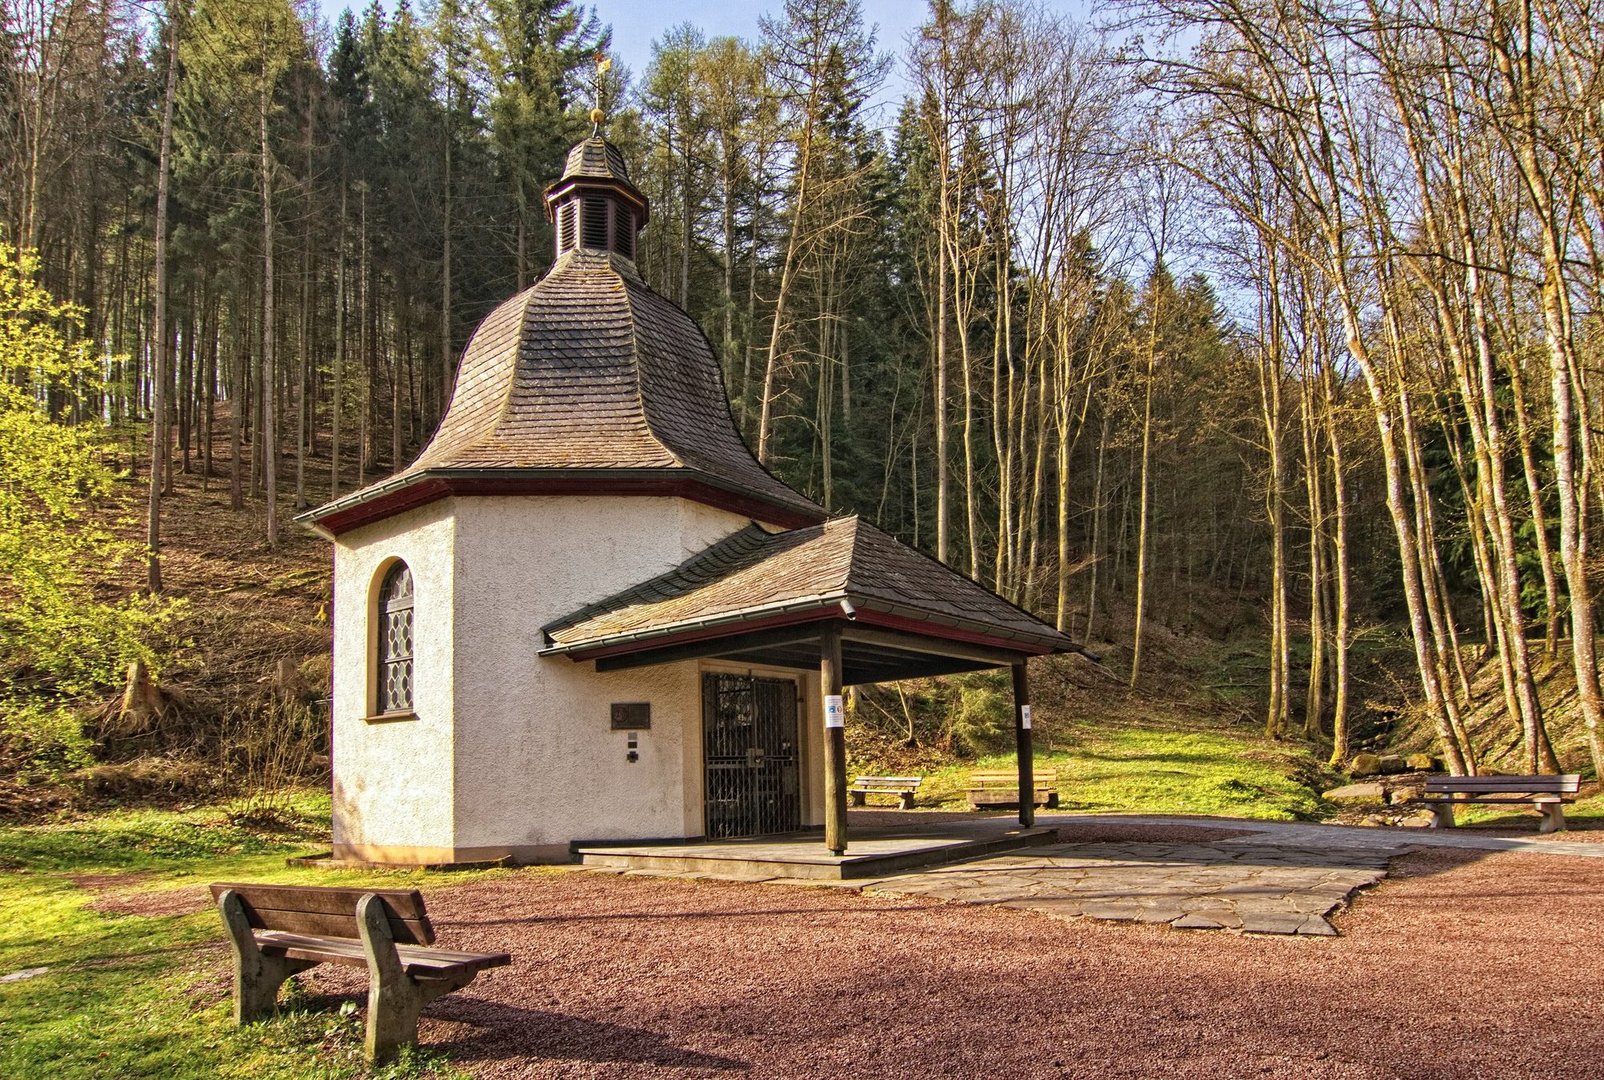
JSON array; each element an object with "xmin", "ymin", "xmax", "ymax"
[
  {"xmin": 865, "ymin": 840, "xmax": 1393, "ymax": 936},
  {"xmin": 1051, "ymin": 813, "xmax": 1604, "ymax": 858}
]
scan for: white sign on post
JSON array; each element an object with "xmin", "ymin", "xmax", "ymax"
[
  {"xmin": 824, "ymin": 694, "xmax": 845, "ymax": 729},
  {"xmin": 1020, "ymin": 704, "xmax": 1033, "ymax": 730}
]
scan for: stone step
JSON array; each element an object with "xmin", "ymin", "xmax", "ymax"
[{"xmin": 575, "ymin": 825, "xmax": 1059, "ymax": 881}]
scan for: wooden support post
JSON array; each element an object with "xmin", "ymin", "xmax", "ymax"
[
  {"xmin": 822, "ymin": 623, "xmax": 848, "ymax": 855},
  {"xmin": 1012, "ymin": 661, "xmax": 1034, "ymax": 828}
]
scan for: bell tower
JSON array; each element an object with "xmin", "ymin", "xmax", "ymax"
[{"xmin": 543, "ymin": 109, "xmax": 651, "ymax": 263}]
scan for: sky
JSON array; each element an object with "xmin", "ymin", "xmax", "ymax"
[
  {"xmin": 595, "ymin": 0, "xmax": 926, "ymax": 78},
  {"xmin": 316, "ymin": 0, "xmax": 1101, "ymax": 113},
  {"xmin": 580, "ymin": 0, "xmax": 1100, "ymax": 83}
]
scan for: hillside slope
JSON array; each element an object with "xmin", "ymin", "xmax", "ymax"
[{"xmin": 16, "ymin": 425, "xmax": 1348, "ymax": 824}]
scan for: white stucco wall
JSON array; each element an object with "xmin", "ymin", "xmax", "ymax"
[
  {"xmin": 330, "ymin": 491, "xmax": 830, "ymax": 864},
  {"xmin": 448, "ymin": 495, "xmax": 762, "ymax": 858},
  {"xmin": 330, "ymin": 500, "xmax": 458, "ymax": 863}
]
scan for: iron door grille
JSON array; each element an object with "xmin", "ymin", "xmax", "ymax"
[{"xmin": 702, "ymin": 673, "xmax": 801, "ymax": 838}]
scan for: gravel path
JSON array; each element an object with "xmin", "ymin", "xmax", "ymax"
[{"xmin": 280, "ymin": 846, "xmax": 1604, "ymax": 1079}]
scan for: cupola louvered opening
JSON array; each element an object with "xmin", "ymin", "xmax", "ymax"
[
  {"xmin": 617, "ymin": 207, "xmax": 636, "ymax": 259},
  {"xmin": 544, "ymin": 136, "xmax": 649, "ymax": 263},
  {"xmin": 582, "ymin": 196, "xmax": 609, "ymax": 250},
  {"xmin": 557, "ymin": 202, "xmax": 577, "ymax": 254}
]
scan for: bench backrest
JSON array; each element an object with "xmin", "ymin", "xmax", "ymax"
[
  {"xmin": 1424, "ymin": 773, "xmax": 1580, "ymax": 795},
  {"xmin": 209, "ymin": 882, "xmax": 435, "ymax": 945},
  {"xmin": 851, "ymin": 776, "xmax": 922, "ymax": 788},
  {"xmin": 969, "ymin": 770, "xmax": 1054, "ymax": 789}
]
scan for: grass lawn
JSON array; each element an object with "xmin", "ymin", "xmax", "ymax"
[
  {"xmin": 0, "ymin": 792, "xmax": 488, "ymax": 1080},
  {"xmin": 914, "ymin": 724, "xmax": 1329, "ymax": 820}
]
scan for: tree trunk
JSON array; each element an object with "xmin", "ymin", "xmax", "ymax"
[
  {"xmin": 1129, "ymin": 284, "xmax": 1160, "ymax": 689},
  {"xmin": 1324, "ymin": 363, "xmax": 1353, "ymax": 765},
  {"xmin": 442, "ymin": 124, "xmax": 455, "ymax": 406},
  {"xmin": 332, "ymin": 182, "xmax": 346, "ymax": 499},
  {"xmin": 757, "ymin": 130, "xmax": 812, "ymax": 465},
  {"xmin": 260, "ymin": 70, "xmax": 278, "ymax": 548},
  {"xmin": 145, "ymin": 7, "xmax": 179, "ymax": 593}
]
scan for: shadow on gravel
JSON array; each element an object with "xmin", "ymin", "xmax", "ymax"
[
  {"xmin": 426, "ymin": 998, "xmax": 748, "ymax": 1071},
  {"xmin": 447, "ymin": 902, "xmax": 949, "ymax": 927}
]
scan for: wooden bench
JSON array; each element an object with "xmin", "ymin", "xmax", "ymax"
[
  {"xmin": 1418, "ymin": 774, "xmax": 1581, "ymax": 833},
  {"xmin": 849, "ymin": 775, "xmax": 923, "ymax": 809},
  {"xmin": 211, "ymin": 882, "xmax": 510, "ymax": 1063},
  {"xmin": 966, "ymin": 769, "xmax": 1058, "ymax": 810}
]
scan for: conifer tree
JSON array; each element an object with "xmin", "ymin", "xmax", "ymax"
[{"xmin": 478, "ymin": 0, "xmax": 606, "ymax": 289}]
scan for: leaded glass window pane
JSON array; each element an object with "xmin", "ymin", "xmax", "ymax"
[{"xmin": 377, "ymin": 563, "xmax": 414, "ymax": 714}]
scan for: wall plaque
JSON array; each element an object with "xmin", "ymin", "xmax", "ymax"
[{"xmin": 610, "ymin": 702, "xmax": 651, "ymax": 730}]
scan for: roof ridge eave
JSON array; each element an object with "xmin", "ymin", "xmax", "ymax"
[
  {"xmin": 841, "ymin": 593, "xmax": 1077, "ymax": 653},
  {"xmin": 540, "ymin": 593, "xmax": 850, "ymax": 655}
]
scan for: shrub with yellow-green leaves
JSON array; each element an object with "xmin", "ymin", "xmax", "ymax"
[{"xmin": 0, "ymin": 245, "xmax": 181, "ymax": 777}]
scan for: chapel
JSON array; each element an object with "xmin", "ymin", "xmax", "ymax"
[{"xmin": 302, "ymin": 126, "xmax": 1076, "ymax": 866}]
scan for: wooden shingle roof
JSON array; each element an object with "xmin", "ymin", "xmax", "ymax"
[
  {"xmin": 560, "ymin": 138, "xmax": 631, "ymax": 183},
  {"xmin": 302, "ymin": 251, "xmax": 822, "ymax": 532},
  {"xmin": 541, "ymin": 516, "xmax": 1077, "ymax": 657}
]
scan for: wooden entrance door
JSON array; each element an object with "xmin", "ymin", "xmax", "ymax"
[{"xmin": 702, "ymin": 673, "xmax": 802, "ymax": 838}]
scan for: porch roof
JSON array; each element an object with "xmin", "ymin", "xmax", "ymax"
[{"xmin": 539, "ymin": 516, "xmax": 1082, "ymax": 683}]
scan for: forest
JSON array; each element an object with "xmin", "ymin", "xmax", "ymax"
[{"xmin": 4, "ymin": 0, "xmax": 1604, "ymax": 786}]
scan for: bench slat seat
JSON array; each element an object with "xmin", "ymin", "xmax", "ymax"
[
  {"xmin": 1418, "ymin": 794, "xmax": 1566, "ymax": 803},
  {"xmin": 1415, "ymin": 774, "xmax": 1580, "ymax": 833},
  {"xmin": 849, "ymin": 776, "xmax": 923, "ymax": 810},
  {"xmin": 211, "ymin": 882, "xmax": 509, "ymax": 1064},
  {"xmin": 254, "ymin": 930, "xmax": 511, "ymax": 978}
]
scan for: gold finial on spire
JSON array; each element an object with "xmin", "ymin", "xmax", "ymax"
[{"xmin": 592, "ymin": 53, "xmax": 612, "ymax": 135}]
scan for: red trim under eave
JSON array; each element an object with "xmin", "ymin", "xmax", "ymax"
[
  {"xmin": 312, "ymin": 474, "xmax": 824, "ymax": 536},
  {"xmin": 851, "ymin": 608, "xmax": 1060, "ymax": 656},
  {"xmin": 316, "ymin": 478, "xmax": 454, "ymax": 535},
  {"xmin": 558, "ymin": 605, "xmax": 1060, "ymax": 665},
  {"xmin": 563, "ymin": 607, "xmax": 842, "ymax": 662}
]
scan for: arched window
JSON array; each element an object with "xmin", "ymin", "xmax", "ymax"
[{"xmin": 377, "ymin": 562, "xmax": 415, "ymax": 714}]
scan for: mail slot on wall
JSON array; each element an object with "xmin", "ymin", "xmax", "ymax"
[{"xmin": 610, "ymin": 702, "xmax": 651, "ymax": 730}]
